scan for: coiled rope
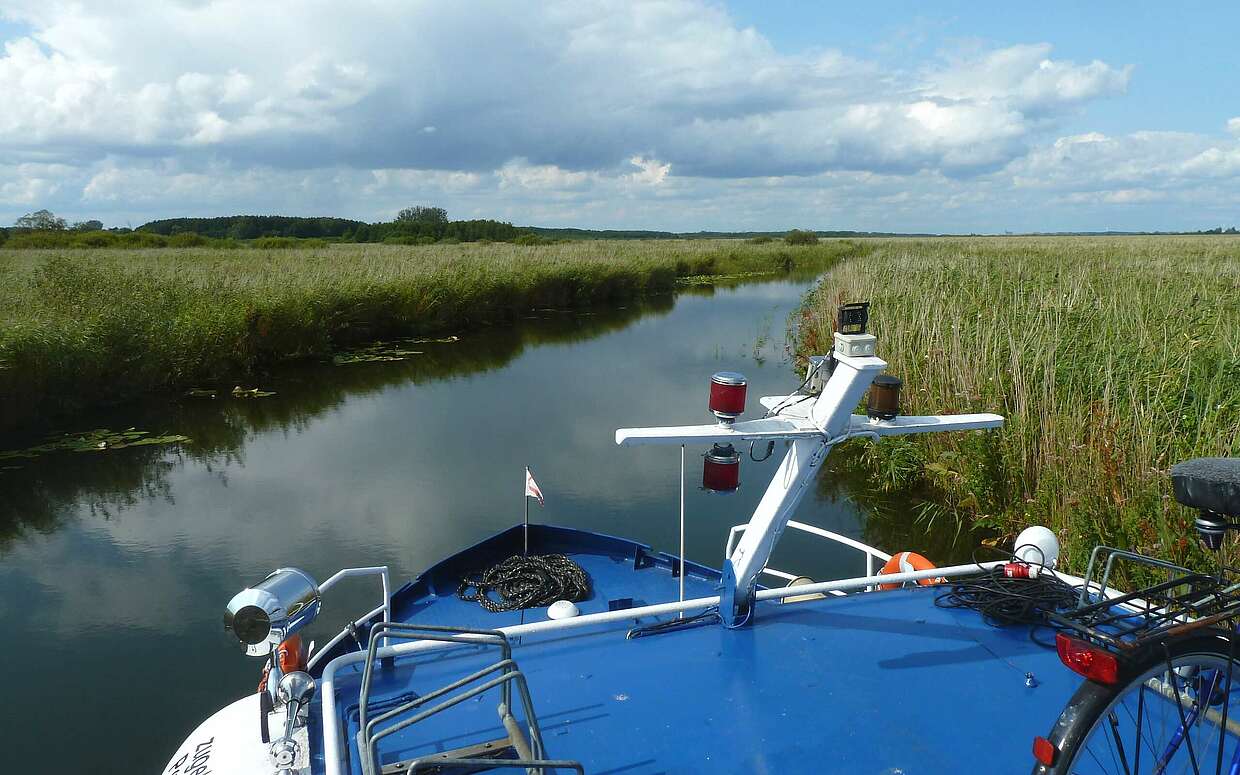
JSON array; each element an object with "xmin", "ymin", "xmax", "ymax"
[
  {"xmin": 933, "ymin": 549, "xmax": 1079, "ymax": 646},
  {"xmin": 458, "ymin": 554, "xmax": 591, "ymax": 613}
]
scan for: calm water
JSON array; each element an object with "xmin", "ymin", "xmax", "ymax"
[{"xmin": 0, "ymin": 275, "xmax": 955, "ymax": 773}]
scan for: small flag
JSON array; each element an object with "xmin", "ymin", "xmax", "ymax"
[{"xmin": 525, "ymin": 467, "xmax": 545, "ymax": 507}]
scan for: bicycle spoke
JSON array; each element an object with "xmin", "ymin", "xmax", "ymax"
[
  {"xmin": 1181, "ymin": 675, "xmax": 1219, "ymax": 775},
  {"xmin": 1110, "ymin": 711, "xmax": 1135, "ymax": 775},
  {"xmin": 1136, "ymin": 682, "xmax": 1148, "ymax": 772},
  {"xmin": 1088, "ymin": 742, "xmax": 1116, "ymax": 774},
  {"xmin": 1164, "ymin": 647, "xmax": 1204, "ymax": 775},
  {"xmin": 1219, "ymin": 635, "xmax": 1237, "ymax": 775}
]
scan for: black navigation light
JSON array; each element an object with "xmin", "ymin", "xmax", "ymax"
[{"xmin": 867, "ymin": 375, "xmax": 902, "ymax": 421}]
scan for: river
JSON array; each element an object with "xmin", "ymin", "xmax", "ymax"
[{"xmin": 0, "ymin": 272, "xmax": 958, "ymax": 773}]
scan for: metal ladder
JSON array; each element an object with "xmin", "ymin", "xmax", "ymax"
[{"xmin": 355, "ymin": 622, "xmax": 584, "ymax": 775}]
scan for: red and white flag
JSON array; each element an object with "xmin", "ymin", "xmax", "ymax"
[{"xmin": 525, "ymin": 467, "xmax": 545, "ymax": 507}]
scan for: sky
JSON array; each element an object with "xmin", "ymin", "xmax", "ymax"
[{"xmin": 0, "ymin": 1, "xmax": 1237, "ymax": 233}]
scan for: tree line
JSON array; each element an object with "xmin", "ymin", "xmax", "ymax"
[{"xmin": 1, "ymin": 206, "xmax": 525, "ymax": 248}]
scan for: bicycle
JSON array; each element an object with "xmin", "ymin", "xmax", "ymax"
[{"xmin": 1032, "ymin": 457, "xmax": 1240, "ymax": 775}]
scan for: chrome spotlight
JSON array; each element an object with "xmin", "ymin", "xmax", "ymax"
[{"xmin": 224, "ymin": 568, "xmax": 321, "ymax": 656}]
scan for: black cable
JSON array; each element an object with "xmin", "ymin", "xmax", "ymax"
[
  {"xmin": 764, "ymin": 357, "xmax": 826, "ymax": 419},
  {"xmin": 933, "ymin": 548, "xmax": 1080, "ymax": 647},
  {"xmin": 749, "ymin": 440, "xmax": 775, "ymax": 461},
  {"xmin": 627, "ymin": 606, "xmax": 722, "ymax": 639},
  {"xmin": 458, "ymin": 554, "xmax": 591, "ymax": 613}
]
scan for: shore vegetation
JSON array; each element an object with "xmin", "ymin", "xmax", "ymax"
[
  {"xmin": 796, "ymin": 236, "xmax": 1240, "ymax": 575},
  {"xmin": 0, "ymin": 239, "xmax": 864, "ymax": 430}
]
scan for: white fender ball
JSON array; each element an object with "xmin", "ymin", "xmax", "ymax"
[
  {"xmin": 547, "ymin": 600, "xmax": 580, "ymax": 619},
  {"xmin": 1014, "ymin": 526, "xmax": 1059, "ymax": 568}
]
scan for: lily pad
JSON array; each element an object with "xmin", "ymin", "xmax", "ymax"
[
  {"xmin": 231, "ymin": 386, "xmax": 277, "ymax": 399},
  {"xmin": 676, "ymin": 271, "xmax": 775, "ymax": 286},
  {"xmin": 333, "ymin": 341, "xmax": 425, "ymax": 365},
  {"xmin": 0, "ymin": 428, "xmax": 191, "ymax": 461}
]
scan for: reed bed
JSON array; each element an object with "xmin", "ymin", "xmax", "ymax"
[
  {"xmin": 0, "ymin": 239, "xmax": 862, "ymax": 429},
  {"xmin": 798, "ymin": 237, "xmax": 1240, "ymax": 573}
]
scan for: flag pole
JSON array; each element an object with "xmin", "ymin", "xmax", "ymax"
[
  {"xmin": 523, "ymin": 467, "xmax": 529, "ymax": 558},
  {"xmin": 679, "ymin": 444, "xmax": 685, "ymax": 617}
]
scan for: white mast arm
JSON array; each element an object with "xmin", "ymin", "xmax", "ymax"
[
  {"xmin": 615, "ymin": 417, "xmax": 820, "ymax": 447},
  {"xmin": 613, "ymin": 339, "xmax": 1005, "ymax": 627},
  {"xmin": 847, "ymin": 413, "xmax": 1004, "ymax": 436},
  {"xmin": 720, "ymin": 353, "xmax": 883, "ymax": 623}
]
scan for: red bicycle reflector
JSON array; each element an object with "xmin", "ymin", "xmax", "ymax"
[
  {"xmin": 1033, "ymin": 736, "xmax": 1056, "ymax": 766},
  {"xmin": 1055, "ymin": 632, "xmax": 1119, "ymax": 685}
]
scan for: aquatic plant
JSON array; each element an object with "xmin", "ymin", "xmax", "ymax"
[{"xmin": 0, "ymin": 428, "xmax": 190, "ymax": 463}]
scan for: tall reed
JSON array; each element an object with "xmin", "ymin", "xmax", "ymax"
[
  {"xmin": 0, "ymin": 239, "xmax": 864, "ymax": 430},
  {"xmin": 797, "ymin": 237, "xmax": 1240, "ymax": 573}
]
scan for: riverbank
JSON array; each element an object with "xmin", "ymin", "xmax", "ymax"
[
  {"xmin": 0, "ymin": 239, "xmax": 865, "ymax": 431},
  {"xmin": 795, "ymin": 236, "xmax": 1240, "ymax": 575}
]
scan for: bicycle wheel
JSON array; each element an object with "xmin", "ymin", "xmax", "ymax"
[{"xmin": 1035, "ymin": 631, "xmax": 1240, "ymax": 775}]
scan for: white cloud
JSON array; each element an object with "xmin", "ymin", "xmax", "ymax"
[
  {"xmin": 0, "ymin": 2, "xmax": 1130, "ymax": 174},
  {"xmin": 0, "ymin": 0, "xmax": 1234, "ymax": 231},
  {"xmin": 625, "ymin": 156, "xmax": 670, "ymax": 185},
  {"xmin": 497, "ymin": 159, "xmax": 594, "ymax": 191},
  {"xmin": 927, "ymin": 44, "xmax": 1130, "ymax": 113},
  {"xmin": 1011, "ymin": 130, "xmax": 1240, "ymax": 189}
]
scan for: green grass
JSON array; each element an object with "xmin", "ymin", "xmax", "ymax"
[
  {"xmin": 795, "ymin": 236, "xmax": 1240, "ymax": 575},
  {"xmin": 0, "ymin": 239, "xmax": 865, "ymax": 429}
]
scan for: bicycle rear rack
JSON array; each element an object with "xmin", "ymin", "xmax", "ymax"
[
  {"xmin": 1048, "ymin": 546, "xmax": 1240, "ymax": 652},
  {"xmin": 355, "ymin": 622, "xmax": 583, "ymax": 775}
]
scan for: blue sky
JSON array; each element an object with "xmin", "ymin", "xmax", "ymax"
[
  {"xmin": 1, "ymin": 1, "xmax": 1237, "ymax": 232},
  {"xmin": 734, "ymin": 1, "xmax": 1237, "ymax": 136}
]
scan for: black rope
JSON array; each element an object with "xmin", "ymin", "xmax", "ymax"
[
  {"xmin": 627, "ymin": 606, "xmax": 721, "ymax": 639},
  {"xmin": 458, "ymin": 554, "xmax": 591, "ymax": 613},
  {"xmin": 933, "ymin": 549, "xmax": 1080, "ymax": 646}
]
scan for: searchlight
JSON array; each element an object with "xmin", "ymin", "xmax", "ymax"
[{"xmin": 224, "ymin": 567, "xmax": 321, "ymax": 657}]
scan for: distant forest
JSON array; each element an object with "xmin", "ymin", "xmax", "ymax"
[
  {"xmin": 133, "ymin": 217, "xmax": 939, "ymax": 242},
  {"xmin": 140, "ymin": 210, "xmax": 523, "ymax": 243},
  {"xmin": 140, "ymin": 215, "xmax": 365, "ymax": 239},
  {"xmin": 2, "ymin": 204, "xmax": 1238, "ymax": 249}
]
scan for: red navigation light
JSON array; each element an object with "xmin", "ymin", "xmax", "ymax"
[
  {"xmin": 1032, "ymin": 736, "xmax": 1056, "ymax": 767},
  {"xmin": 709, "ymin": 372, "xmax": 747, "ymax": 423},
  {"xmin": 702, "ymin": 443, "xmax": 740, "ymax": 493},
  {"xmin": 1055, "ymin": 633, "xmax": 1119, "ymax": 685}
]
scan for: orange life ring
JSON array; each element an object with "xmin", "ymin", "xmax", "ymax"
[
  {"xmin": 878, "ymin": 551, "xmax": 944, "ymax": 590},
  {"xmin": 258, "ymin": 634, "xmax": 307, "ymax": 691}
]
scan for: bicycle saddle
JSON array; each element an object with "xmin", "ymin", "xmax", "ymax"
[{"xmin": 1171, "ymin": 457, "xmax": 1240, "ymax": 518}]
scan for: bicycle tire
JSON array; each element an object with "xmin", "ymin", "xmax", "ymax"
[{"xmin": 1034, "ymin": 629, "xmax": 1240, "ymax": 775}]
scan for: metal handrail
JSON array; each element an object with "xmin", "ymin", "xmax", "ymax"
[
  {"xmin": 306, "ymin": 566, "xmax": 392, "ymax": 671},
  {"xmin": 403, "ymin": 757, "xmax": 585, "ymax": 774},
  {"xmin": 355, "ymin": 621, "xmax": 573, "ymax": 775},
  {"xmin": 725, "ymin": 520, "xmax": 892, "ymax": 584}
]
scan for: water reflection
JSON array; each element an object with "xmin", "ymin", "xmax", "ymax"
[{"xmin": 0, "ymin": 275, "xmax": 921, "ymax": 774}]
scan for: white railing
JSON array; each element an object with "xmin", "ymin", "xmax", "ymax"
[
  {"xmin": 725, "ymin": 520, "xmax": 892, "ymax": 591},
  {"xmin": 306, "ymin": 566, "xmax": 392, "ymax": 671}
]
